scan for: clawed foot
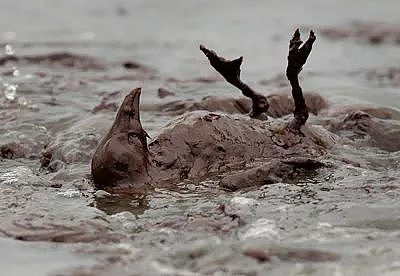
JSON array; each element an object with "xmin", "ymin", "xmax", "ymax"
[
  {"xmin": 287, "ymin": 29, "xmax": 316, "ymax": 79},
  {"xmin": 200, "ymin": 45, "xmax": 269, "ymax": 119},
  {"xmin": 200, "ymin": 45, "xmax": 243, "ymax": 86},
  {"xmin": 200, "ymin": 28, "xmax": 315, "ymax": 126}
]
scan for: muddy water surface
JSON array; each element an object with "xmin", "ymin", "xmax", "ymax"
[{"xmin": 1, "ymin": 1, "xmax": 400, "ymax": 275}]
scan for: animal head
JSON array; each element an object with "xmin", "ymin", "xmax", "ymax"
[{"xmin": 92, "ymin": 88, "xmax": 151, "ymax": 189}]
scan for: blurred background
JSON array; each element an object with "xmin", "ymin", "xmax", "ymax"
[{"xmin": 1, "ymin": 0, "xmax": 400, "ymax": 109}]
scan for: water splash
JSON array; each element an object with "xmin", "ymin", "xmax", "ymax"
[
  {"xmin": 3, "ymin": 83, "xmax": 17, "ymax": 101},
  {"xmin": 0, "ymin": 166, "xmax": 43, "ymax": 187},
  {"xmin": 17, "ymin": 96, "xmax": 28, "ymax": 106},
  {"xmin": 5, "ymin": 44, "xmax": 15, "ymax": 56},
  {"xmin": 1, "ymin": 45, "xmax": 27, "ymax": 106},
  {"xmin": 240, "ymin": 218, "xmax": 280, "ymax": 240},
  {"xmin": 231, "ymin": 196, "xmax": 257, "ymax": 206},
  {"xmin": 110, "ymin": 211, "xmax": 138, "ymax": 231},
  {"xmin": 56, "ymin": 189, "xmax": 82, "ymax": 198},
  {"xmin": 12, "ymin": 67, "xmax": 20, "ymax": 77}
]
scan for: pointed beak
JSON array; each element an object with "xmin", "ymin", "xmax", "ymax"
[
  {"xmin": 120, "ymin": 87, "xmax": 141, "ymax": 121},
  {"xmin": 110, "ymin": 87, "xmax": 146, "ymax": 136},
  {"xmin": 131, "ymin": 87, "xmax": 141, "ymax": 120}
]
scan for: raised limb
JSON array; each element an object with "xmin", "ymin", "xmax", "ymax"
[
  {"xmin": 286, "ymin": 29, "xmax": 316, "ymax": 129},
  {"xmin": 200, "ymin": 45, "xmax": 269, "ymax": 119}
]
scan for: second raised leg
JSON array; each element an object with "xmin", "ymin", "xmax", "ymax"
[{"xmin": 286, "ymin": 29, "xmax": 316, "ymax": 129}]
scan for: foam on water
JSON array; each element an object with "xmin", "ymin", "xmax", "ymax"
[
  {"xmin": 241, "ymin": 218, "xmax": 280, "ymax": 240},
  {"xmin": 56, "ymin": 189, "xmax": 82, "ymax": 198}
]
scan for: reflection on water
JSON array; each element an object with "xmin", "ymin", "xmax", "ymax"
[{"xmin": 94, "ymin": 193, "xmax": 150, "ymax": 216}]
